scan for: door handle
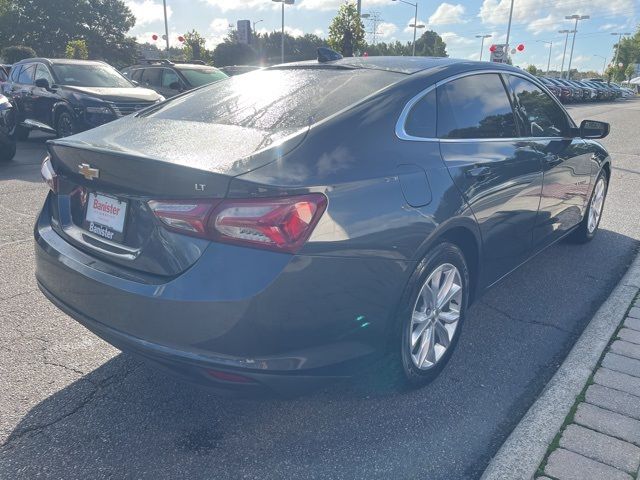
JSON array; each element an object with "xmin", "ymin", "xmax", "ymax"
[{"xmin": 466, "ymin": 166, "xmax": 491, "ymax": 178}]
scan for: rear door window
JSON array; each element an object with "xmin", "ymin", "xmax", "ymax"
[
  {"xmin": 17, "ymin": 64, "xmax": 35, "ymax": 85},
  {"xmin": 141, "ymin": 68, "xmax": 162, "ymax": 88},
  {"xmin": 507, "ymin": 75, "xmax": 569, "ymax": 137},
  {"xmin": 437, "ymin": 73, "xmax": 517, "ymax": 139},
  {"xmin": 161, "ymin": 69, "xmax": 181, "ymax": 90}
]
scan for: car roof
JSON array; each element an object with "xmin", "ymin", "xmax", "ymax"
[
  {"xmin": 275, "ymin": 56, "xmax": 523, "ymax": 75},
  {"xmin": 14, "ymin": 58, "xmax": 107, "ymax": 67}
]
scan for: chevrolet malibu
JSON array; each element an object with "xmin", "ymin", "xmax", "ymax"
[{"xmin": 35, "ymin": 57, "xmax": 611, "ymax": 393}]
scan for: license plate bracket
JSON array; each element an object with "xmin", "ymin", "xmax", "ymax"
[{"xmin": 83, "ymin": 192, "xmax": 128, "ymax": 243}]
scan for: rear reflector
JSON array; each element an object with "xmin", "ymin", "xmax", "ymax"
[
  {"xmin": 149, "ymin": 193, "xmax": 327, "ymax": 254},
  {"xmin": 41, "ymin": 156, "xmax": 58, "ymax": 193}
]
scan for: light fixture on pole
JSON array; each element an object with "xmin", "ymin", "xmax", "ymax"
[
  {"xmin": 536, "ymin": 40, "xmax": 553, "ymax": 76},
  {"xmin": 392, "ymin": 0, "xmax": 420, "ymax": 56},
  {"xmin": 593, "ymin": 54, "xmax": 607, "ymax": 76},
  {"xmin": 272, "ymin": 0, "xmax": 294, "ymax": 64},
  {"xmin": 611, "ymin": 32, "xmax": 631, "ymax": 68},
  {"xmin": 565, "ymin": 14, "xmax": 589, "ymax": 80},
  {"xmin": 558, "ymin": 29, "xmax": 575, "ymax": 79},
  {"xmin": 504, "ymin": 0, "xmax": 515, "ymax": 52},
  {"xmin": 252, "ymin": 19, "xmax": 263, "ymax": 32},
  {"xmin": 476, "ymin": 34, "xmax": 492, "ymax": 61}
]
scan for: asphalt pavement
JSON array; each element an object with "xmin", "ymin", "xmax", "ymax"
[{"xmin": 1, "ymin": 98, "xmax": 640, "ymax": 480}]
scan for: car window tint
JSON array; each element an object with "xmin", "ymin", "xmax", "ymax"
[
  {"xmin": 17, "ymin": 64, "xmax": 35, "ymax": 85},
  {"xmin": 507, "ymin": 75, "xmax": 568, "ymax": 137},
  {"xmin": 161, "ymin": 69, "xmax": 181, "ymax": 89},
  {"xmin": 35, "ymin": 64, "xmax": 54, "ymax": 85},
  {"xmin": 404, "ymin": 88, "xmax": 436, "ymax": 138},
  {"xmin": 131, "ymin": 69, "xmax": 143, "ymax": 82},
  {"xmin": 141, "ymin": 68, "xmax": 162, "ymax": 87},
  {"xmin": 0, "ymin": 70, "xmax": 6, "ymax": 82},
  {"xmin": 144, "ymin": 68, "xmax": 404, "ymax": 133},
  {"xmin": 10, "ymin": 65, "xmax": 22, "ymax": 82},
  {"xmin": 436, "ymin": 73, "xmax": 517, "ymax": 139}
]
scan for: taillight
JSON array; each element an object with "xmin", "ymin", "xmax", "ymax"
[
  {"xmin": 41, "ymin": 155, "xmax": 58, "ymax": 193},
  {"xmin": 148, "ymin": 193, "xmax": 327, "ymax": 253}
]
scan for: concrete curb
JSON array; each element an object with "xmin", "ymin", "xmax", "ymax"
[{"xmin": 481, "ymin": 252, "xmax": 640, "ymax": 480}]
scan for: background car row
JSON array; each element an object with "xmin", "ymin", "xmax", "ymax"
[{"xmin": 538, "ymin": 76, "xmax": 635, "ymax": 103}]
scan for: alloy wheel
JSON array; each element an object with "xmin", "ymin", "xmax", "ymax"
[
  {"xmin": 588, "ymin": 177, "xmax": 606, "ymax": 234},
  {"xmin": 58, "ymin": 114, "xmax": 75, "ymax": 138},
  {"xmin": 410, "ymin": 263, "xmax": 462, "ymax": 370}
]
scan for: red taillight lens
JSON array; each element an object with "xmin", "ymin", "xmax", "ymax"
[
  {"xmin": 41, "ymin": 155, "xmax": 58, "ymax": 193},
  {"xmin": 148, "ymin": 193, "xmax": 327, "ymax": 253}
]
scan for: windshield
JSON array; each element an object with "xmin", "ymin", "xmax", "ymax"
[
  {"xmin": 52, "ymin": 63, "xmax": 133, "ymax": 88},
  {"xmin": 179, "ymin": 67, "xmax": 228, "ymax": 87},
  {"xmin": 145, "ymin": 68, "xmax": 404, "ymax": 132}
]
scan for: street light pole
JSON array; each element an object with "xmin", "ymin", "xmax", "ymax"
[
  {"xmin": 392, "ymin": 0, "xmax": 420, "ymax": 56},
  {"xmin": 272, "ymin": 0, "xmax": 294, "ymax": 64},
  {"xmin": 252, "ymin": 19, "xmax": 263, "ymax": 32},
  {"xmin": 536, "ymin": 40, "xmax": 553, "ymax": 76},
  {"xmin": 565, "ymin": 14, "xmax": 589, "ymax": 80},
  {"xmin": 611, "ymin": 32, "xmax": 631, "ymax": 68},
  {"xmin": 476, "ymin": 34, "xmax": 492, "ymax": 61},
  {"xmin": 504, "ymin": 0, "xmax": 515, "ymax": 52},
  {"xmin": 558, "ymin": 29, "xmax": 574, "ymax": 79},
  {"xmin": 593, "ymin": 54, "xmax": 607, "ymax": 76},
  {"xmin": 162, "ymin": 0, "xmax": 170, "ymax": 56}
]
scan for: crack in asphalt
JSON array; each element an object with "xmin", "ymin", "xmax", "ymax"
[
  {"xmin": 479, "ymin": 300, "xmax": 572, "ymax": 334},
  {"xmin": 0, "ymin": 364, "xmax": 139, "ymax": 451},
  {"xmin": 0, "ymin": 290, "xmax": 38, "ymax": 303}
]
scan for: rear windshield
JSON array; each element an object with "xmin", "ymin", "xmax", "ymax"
[
  {"xmin": 178, "ymin": 67, "xmax": 228, "ymax": 87},
  {"xmin": 144, "ymin": 68, "xmax": 404, "ymax": 132}
]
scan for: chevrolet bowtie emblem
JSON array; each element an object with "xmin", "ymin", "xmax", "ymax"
[{"xmin": 78, "ymin": 163, "xmax": 99, "ymax": 180}]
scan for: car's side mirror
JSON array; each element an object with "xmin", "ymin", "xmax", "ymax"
[
  {"xmin": 131, "ymin": 80, "xmax": 139, "ymax": 87},
  {"xmin": 580, "ymin": 120, "xmax": 610, "ymax": 139},
  {"xmin": 35, "ymin": 78, "xmax": 50, "ymax": 90}
]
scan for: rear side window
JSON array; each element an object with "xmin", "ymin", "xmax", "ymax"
[
  {"xmin": 35, "ymin": 64, "xmax": 54, "ymax": 85},
  {"xmin": 141, "ymin": 68, "xmax": 162, "ymax": 87},
  {"xmin": 437, "ymin": 73, "xmax": 517, "ymax": 139},
  {"xmin": 10, "ymin": 65, "xmax": 22, "ymax": 82},
  {"xmin": 405, "ymin": 89, "xmax": 436, "ymax": 138},
  {"xmin": 161, "ymin": 69, "xmax": 181, "ymax": 89},
  {"xmin": 145, "ymin": 68, "xmax": 404, "ymax": 133},
  {"xmin": 131, "ymin": 69, "xmax": 143, "ymax": 82},
  {"xmin": 507, "ymin": 75, "xmax": 569, "ymax": 137},
  {"xmin": 17, "ymin": 64, "xmax": 35, "ymax": 85}
]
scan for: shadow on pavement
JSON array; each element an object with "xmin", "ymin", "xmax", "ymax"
[{"xmin": 1, "ymin": 228, "xmax": 638, "ymax": 480}]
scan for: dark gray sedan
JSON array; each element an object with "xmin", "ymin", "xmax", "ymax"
[{"xmin": 35, "ymin": 56, "xmax": 611, "ymax": 393}]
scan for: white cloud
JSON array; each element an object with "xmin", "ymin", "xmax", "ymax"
[
  {"xmin": 285, "ymin": 26, "xmax": 305, "ymax": 37},
  {"xmin": 479, "ymin": 0, "xmax": 635, "ymax": 36},
  {"xmin": 377, "ymin": 22, "xmax": 398, "ymax": 39},
  {"xmin": 126, "ymin": 0, "xmax": 172, "ymax": 27},
  {"xmin": 440, "ymin": 31, "xmax": 475, "ymax": 46},
  {"xmin": 200, "ymin": 0, "xmax": 275, "ymax": 11},
  {"xmin": 404, "ymin": 17, "xmax": 428, "ymax": 34},
  {"xmin": 428, "ymin": 3, "xmax": 466, "ymax": 25},
  {"xmin": 205, "ymin": 18, "xmax": 231, "ymax": 50},
  {"xmin": 297, "ymin": 0, "xmax": 389, "ymax": 10},
  {"xmin": 314, "ymin": 28, "xmax": 325, "ymax": 37}
]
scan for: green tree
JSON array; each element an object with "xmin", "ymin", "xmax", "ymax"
[
  {"xmin": 526, "ymin": 65, "xmax": 539, "ymax": 75},
  {"xmin": 212, "ymin": 42, "xmax": 257, "ymax": 67},
  {"xmin": 625, "ymin": 63, "xmax": 636, "ymax": 81},
  {"xmin": 1, "ymin": 45, "xmax": 36, "ymax": 63},
  {"xmin": 413, "ymin": 30, "xmax": 448, "ymax": 57},
  {"xmin": 183, "ymin": 29, "xmax": 208, "ymax": 61},
  {"xmin": 328, "ymin": 2, "xmax": 365, "ymax": 57},
  {"xmin": 65, "ymin": 39, "xmax": 88, "ymax": 59},
  {"xmin": 0, "ymin": 0, "xmax": 136, "ymax": 67}
]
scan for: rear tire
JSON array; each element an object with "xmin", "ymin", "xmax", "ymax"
[
  {"xmin": 389, "ymin": 242, "xmax": 470, "ymax": 389},
  {"xmin": 567, "ymin": 171, "xmax": 608, "ymax": 244},
  {"xmin": 13, "ymin": 125, "xmax": 30, "ymax": 141},
  {"xmin": 0, "ymin": 139, "xmax": 16, "ymax": 162},
  {"xmin": 56, "ymin": 111, "xmax": 77, "ymax": 138}
]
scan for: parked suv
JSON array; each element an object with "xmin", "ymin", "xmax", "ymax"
[
  {"xmin": 5, "ymin": 58, "xmax": 163, "ymax": 139},
  {"xmin": 121, "ymin": 59, "xmax": 227, "ymax": 98}
]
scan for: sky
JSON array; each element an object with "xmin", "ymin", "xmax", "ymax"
[{"xmin": 124, "ymin": 0, "xmax": 639, "ymax": 73}]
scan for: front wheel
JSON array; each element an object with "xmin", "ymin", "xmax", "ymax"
[
  {"xmin": 56, "ymin": 111, "xmax": 77, "ymax": 138},
  {"xmin": 0, "ymin": 138, "xmax": 16, "ymax": 162},
  {"xmin": 394, "ymin": 242, "xmax": 470, "ymax": 389},
  {"xmin": 568, "ymin": 172, "xmax": 608, "ymax": 243},
  {"xmin": 13, "ymin": 125, "xmax": 30, "ymax": 141}
]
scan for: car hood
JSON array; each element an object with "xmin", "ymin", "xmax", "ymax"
[
  {"xmin": 62, "ymin": 85, "xmax": 161, "ymax": 102},
  {"xmin": 50, "ymin": 115, "xmax": 308, "ymax": 176}
]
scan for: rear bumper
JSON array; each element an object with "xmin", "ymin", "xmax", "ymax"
[{"xmin": 35, "ymin": 197, "xmax": 411, "ymax": 392}]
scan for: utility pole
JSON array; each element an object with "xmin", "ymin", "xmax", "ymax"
[
  {"xmin": 476, "ymin": 34, "xmax": 492, "ymax": 61},
  {"xmin": 272, "ymin": 0, "xmax": 294, "ymax": 64},
  {"xmin": 362, "ymin": 11, "xmax": 383, "ymax": 45},
  {"xmin": 611, "ymin": 32, "xmax": 631, "ymax": 68},
  {"xmin": 565, "ymin": 14, "xmax": 589, "ymax": 79},
  {"xmin": 392, "ymin": 0, "xmax": 421, "ymax": 56},
  {"xmin": 536, "ymin": 40, "xmax": 553, "ymax": 76},
  {"xmin": 162, "ymin": 0, "xmax": 170, "ymax": 56}
]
